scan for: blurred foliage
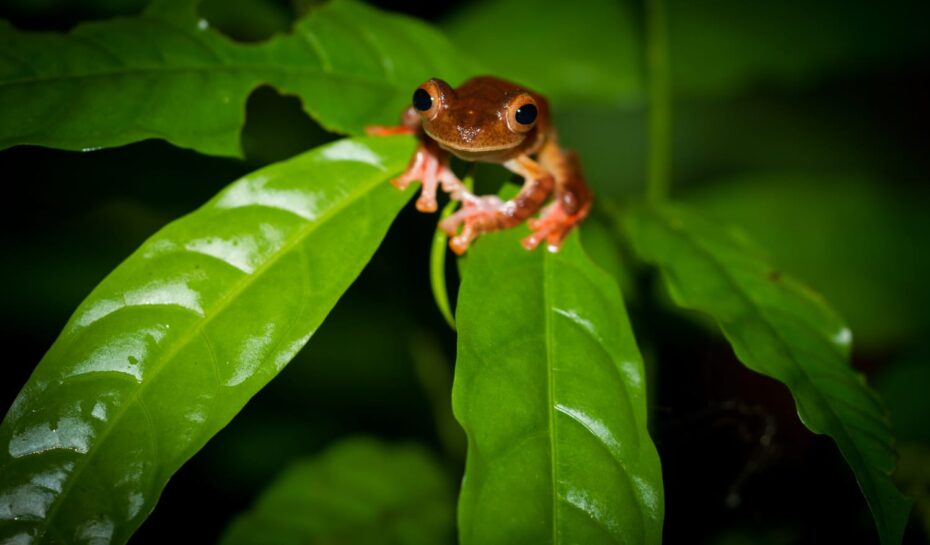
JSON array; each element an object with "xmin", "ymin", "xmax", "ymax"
[
  {"xmin": 668, "ymin": 0, "xmax": 930, "ymax": 97},
  {"xmin": 443, "ymin": 0, "xmax": 642, "ymax": 107},
  {"xmin": 220, "ymin": 437, "xmax": 455, "ymax": 545},
  {"xmin": 686, "ymin": 175, "xmax": 930, "ymax": 348}
]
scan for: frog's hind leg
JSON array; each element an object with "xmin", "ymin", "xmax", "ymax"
[{"xmin": 523, "ymin": 140, "xmax": 592, "ymax": 252}]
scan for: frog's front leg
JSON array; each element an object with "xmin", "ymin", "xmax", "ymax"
[
  {"xmin": 367, "ymin": 108, "xmax": 464, "ymax": 213},
  {"xmin": 440, "ymin": 154, "xmax": 554, "ymax": 254},
  {"xmin": 389, "ymin": 140, "xmax": 463, "ymax": 213}
]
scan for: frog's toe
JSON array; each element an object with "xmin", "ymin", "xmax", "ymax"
[{"xmin": 522, "ymin": 201, "xmax": 590, "ymax": 252}]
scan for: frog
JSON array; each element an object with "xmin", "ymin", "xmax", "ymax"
[{"xmin": 367, "ymin": 76, "xmax": 592, "ymax": 254}]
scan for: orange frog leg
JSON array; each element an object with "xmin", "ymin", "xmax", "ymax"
[
  {"xmin": 523, "ymin": 145, "xmax": 593, "ymax": 252},
  {"xmin": 366, "ymin": 111, "xmax": 464, "ymax": 213}
]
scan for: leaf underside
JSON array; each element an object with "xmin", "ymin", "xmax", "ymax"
[
  {"xmin": 0, "ymin": 0, "xmax": 476, "ymax": 157},
  {"xmin": 452, "ymin": 227, "xmax": 664, "ymax": 544},
  {"xmin": 220, "ymin": 437, "xmax": 455, "ymax": 545},
  {"xmin": 624, "ymin": 203, "xmax": 912, "ymax": 545},
  {"xmin": 0, "ymin": 136, "xmax": 415, "ymax": 545}
]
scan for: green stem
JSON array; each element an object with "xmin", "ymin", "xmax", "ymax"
[
  {"xmin": 429, "ymin": 170, "xmax": 475, "ymax": 331},
  {"xmin": 646, "ymin": 0, "xmax": 671, "ymax": 202}
]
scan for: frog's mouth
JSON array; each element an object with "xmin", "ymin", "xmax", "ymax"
[{"xmin": 424, "ymin": 129, "xmax": 520, "ymax": 154}]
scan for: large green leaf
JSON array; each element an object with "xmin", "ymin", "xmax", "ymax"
[
  {"xmin": 623, "ymin": 203, "xmax": 911, "ymax": 545},
  {"xmin": 452, "ymin": 228, "xmax": 663, "ymax": 544},
  {"xmin": 220, "ymin": 436, "xmax": 455, "ymax": 545},
  {"xmin": 0, "ymin": 0, "xmax": 475, "ymax": 157},
  {"xmin": 0, "ymin": 135, "xmax": 415, "ymax": 544},
  {"xmin": 442, "ymin": 0, "xmax": 641, "ymax": 106}
]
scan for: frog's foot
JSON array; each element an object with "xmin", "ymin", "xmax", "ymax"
[
  {"xmin": 522, "ymin": 201, "xmax": 591, "ymax": 252},
  {"xmin": 438, "ymin": 195, "xmax": 504, "ymax": 255},
  {"xmin": 390, "ymin": 145, "xmax": 462, "ymax": 213}
]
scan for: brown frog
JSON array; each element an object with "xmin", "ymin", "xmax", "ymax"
[{"xmin": 368, "ymin": 76, "xmax": 592, "ymax": 254}]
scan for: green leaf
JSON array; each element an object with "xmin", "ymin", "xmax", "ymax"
[
  {"xmin": 685, "ymin": 174, "xmax": 930, "ymax": 348},
  {"xmin": 0, "ymin": 0, "xmax": 476, "ymax": 157},
  {"xmin": 452, "ymin": 228, "xmax": 663, "ymax": 544},
  {"xmin": 623, "ymin": 203, "xmax": 912, "ymax": 545},
  {"xmin": 0, "ymin": 135, "xmax": 415, "ymax": 545},
  {"xmin": 442, "ymin": 0, "xmax": 642, "ymax": 106},
  {"xmin": 220, "ymin": 436, "xmax": 455, "ymax": 545}
]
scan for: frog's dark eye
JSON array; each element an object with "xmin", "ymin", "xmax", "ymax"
[
  {"xmin": 515, "ymin": 104, "xmax": 537, "ymax": 125},
  {"xmin": 413, "ymin": 88, "xmax": 433, "ymax": 112},
  {"xmin": 506, "ymin": 93, "xmax": 539, "ymax": 133}
]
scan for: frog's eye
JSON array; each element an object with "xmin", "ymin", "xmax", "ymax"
[
  {"xmin": 412, "ymin": 88, "xmax": 433, "ymax": 112},
  {"xmin": 506, "ymin": 93, "xmax": 539, "ymax": 133},
  {"xmin": 515, "ymin": 104, "xmax": 537, "ymax": 125},
  {"xmin": 413, "ymin": 79, "xmax": 450, "ymax": 121}
]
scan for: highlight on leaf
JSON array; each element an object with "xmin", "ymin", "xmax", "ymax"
[{"xmin": 0, "ymin": 136, "xmax": 416, "ymax": 545}]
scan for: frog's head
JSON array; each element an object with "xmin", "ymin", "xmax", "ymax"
[{"xmin": 412, "ymin": 77, "xmax": 540, "ymax": 158}]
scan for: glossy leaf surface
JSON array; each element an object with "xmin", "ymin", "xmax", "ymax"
[
  {"xmin": 0, "ymin": 0, "xmax": 475, "ymax": 157},
  {"xmin": 623, "ymin": 203, "xmax": 911, "ymax": 545},
  {"xmin": 0, "ymin": 136, "xmax": 415, "ymax": 544},
  {"xmin": 221, "ymin": 437, "xmax": 454, "ymax": 545},
  {"xmin": 452, "ymin": 228, "xmax": 663, "ymax": 544}
]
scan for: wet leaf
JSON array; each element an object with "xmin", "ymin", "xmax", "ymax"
[
  {"xmin": 0, "ymin": 0, "xmax": 476, "ymax": 157},
  {"xmin": 220, "ymin": 437, "xmax": 455, "ymax": 545},
  {"xmin": 623, "ymin": 203, "xmax": 912, "ymax": 545},
  {"xmin": 452, "ymin": 228, "xmax": 663, "ymax": 544},
  {"xmin": 0, "ymin": 135, "xmax": 415, "ymax": 544}
]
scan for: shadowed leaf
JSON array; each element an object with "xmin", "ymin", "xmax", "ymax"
[{"xmin": 623, "ymin": 203, "xmax": 912, "ymax": 545}]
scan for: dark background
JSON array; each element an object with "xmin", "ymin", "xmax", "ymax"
[{"xmin": 1, "ymin": 0, "xmax": 928, "ymax": 543}]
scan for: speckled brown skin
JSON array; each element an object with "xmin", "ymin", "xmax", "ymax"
[{"xmin": 368, "ymin": 76, "xmax": 592, "ymax": 253}]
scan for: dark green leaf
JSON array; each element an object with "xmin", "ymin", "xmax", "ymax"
[
  {"xmin": 453, "ymin": 228, "xmax": 663, "ymax": 544},
  {"xmin": 623, "ymin": 203, "xmax": 911, "ymax": 545},
  {"xmin": 443, "ymin": 0, "xmax": 642, "ymax": 106},
  {"xmin": 220, "ymin": 437, "xmax": 455, "ymax": 545},
  {"xmin": 0, "ymin": 135, "xmax": 415, "ymax": 544},
  {"xmin": 686, "ymin": 174, "xmax": 930, "ymax": 347},
  {"xmin": 0, "ymin": 0, "xmax": 476, "ymax": 156}
]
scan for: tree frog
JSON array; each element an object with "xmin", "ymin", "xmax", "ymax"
[{"xmin": 368, "ymin": 76, "xmax": 592, "ymax": 254}]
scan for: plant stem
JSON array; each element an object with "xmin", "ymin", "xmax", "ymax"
[{"xmin": 646, "ymin": 0, "xmax": 671, "ymax": 202}]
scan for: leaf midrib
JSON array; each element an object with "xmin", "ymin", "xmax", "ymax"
[
  {"xmin": 542, "ymin": 250, "xmax": 559, "ymax": 545},
  {"xmin": 33, "ymin": 157, "xmax": 400, "ymax": 543}
]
